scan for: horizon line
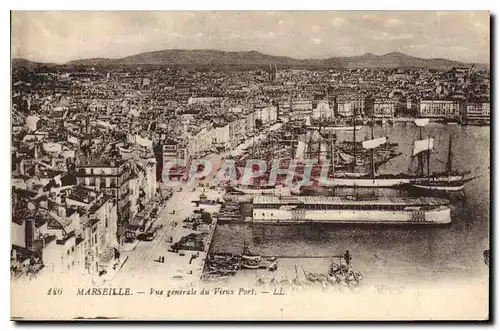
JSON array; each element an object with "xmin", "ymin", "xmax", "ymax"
[{"xmin": 11, "ymin": 48, "xmax": 490, "ymax": 66}]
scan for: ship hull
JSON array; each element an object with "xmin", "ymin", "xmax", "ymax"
[
  {"xmin": 232, "ymin": 187, "xmax": 299, "ymax": 195},
  {"xmin": 412, "ymin": 183, "xmax": 464, "ymax": 192},
  {"xmin": 318, "ymin": 175, "xmax": 465, "ymax": 188},
  {"xmin": 232, "ymin": 187, "xmax": 277, "ymax": 195},
  {"xmin": 326, "ymin": 177, "xmax": 410, "ymax": 188},
  {"xmin": 252, "ymin": 208, "xmax": 451, "ymax": 225},
  {"xmin": 309, "ymin": 125, "xmax": 361, "ymax": 131}
]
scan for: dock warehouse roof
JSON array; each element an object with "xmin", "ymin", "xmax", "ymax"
[{"xmin": 253, "ymin": 195, "xmax": 449, "ymax": 207}]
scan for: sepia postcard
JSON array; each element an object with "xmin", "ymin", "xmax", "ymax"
[{"xmin": 10, "ymin": 10, "xmax": 490, "ymax": 321}]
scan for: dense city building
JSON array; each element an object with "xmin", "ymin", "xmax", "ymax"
[
  {"xmin": 419, "ymin": 100, "xmax": 462, "ymax": 119},
  {"xmin": 10, "ymin": 63, "xmax": 490, "ymax": 282}
]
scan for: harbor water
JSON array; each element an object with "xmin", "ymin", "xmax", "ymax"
[{"xmin": 210, "ymin": 123, "xmax": 490, "ymax": 288}]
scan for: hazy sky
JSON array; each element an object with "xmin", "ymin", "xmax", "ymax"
[{"xmin": 11, "ymin": 11, "xmax": 490, "ymax": 64}]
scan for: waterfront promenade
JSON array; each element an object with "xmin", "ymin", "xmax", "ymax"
[{"xmin": 110, "ymin": 123, "xmax": 282, "ymax": 288}]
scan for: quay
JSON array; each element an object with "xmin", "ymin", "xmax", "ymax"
[{"xmin": 109, "ymin": 123, "xmax": 284, "ymax": 287}]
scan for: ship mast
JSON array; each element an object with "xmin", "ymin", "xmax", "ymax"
[
  {"xmin": 427, "ymin": 134, "xmax": 431, "ymax": 183},
  {"xmin": 333, "ymin": 134, "xmax": 337, "ymax": 177},
  {"xmin": 370, "ymin": 116, "xmax": 376, "ymax": 179},
  {"xmin": 446, "ymin": 135, "xmax": 453, "ymax": 174},
  {"xmin": 352, "ymin": 105, "xmax": 357, "ymax": 172},
  {"xmin": 317, "ymin": 120, "xmax": 322, "ymax": 164},
  {"xmin": 330, "ymin": 132, "xmax": 336, "ymax": 179},
  {"xmin": 418, "ymin": 125, "xmax": 424, "ymax": 177},
  {"xmin": 307, "ymin": 132, "xmax": 312, "ymax": 159},
  {"xmin": 317, "ymin": 133, "xmax": 321, "ymax": 164}
]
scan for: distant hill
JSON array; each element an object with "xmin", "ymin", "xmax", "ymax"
[
  {"xmin": 322, "ymin": 52, "xmax": 472, "ymax": 69},
  {"xmin": 118, "ymin": 49, "xmax": 304, "ymax": 67},
  {"xmin": 66, "ymin": 57, "xmax": 118, "ymax": 66},
  {"xmin": 11, "ymin": 58, "xmax": 57, "ymax": 70},
  {"xmin": 12, "ymin": 49, "xmax": 488, "ymax": 70}
]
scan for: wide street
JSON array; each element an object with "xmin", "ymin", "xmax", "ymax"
[{"xmin": 110, "ymin": 123, "xmax": 282, "ymax": 288}]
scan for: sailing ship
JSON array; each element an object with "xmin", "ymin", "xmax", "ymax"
[
  {"xmin": 239, "ymin": 242, "xmax": 276, "ymax": 269},
  {"xmin": 313, "ymin": 118, "xmax": 469, "ymax": 188},
  {"xmin": 411, "ymin": 134, "xmax": 472, "ymax": 192},
  {"xmin": 309, "ymin": 124, "xmax": 361, "ymax": 132}
]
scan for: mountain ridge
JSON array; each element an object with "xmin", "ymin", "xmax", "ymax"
[{"xmin": 12, "ymin": 49, "xmax": 488, "ymax": 69}]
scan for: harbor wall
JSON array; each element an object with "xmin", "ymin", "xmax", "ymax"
[{"xmin": 252, "ymin": 208, "xmax": 451, "ymax": 224}]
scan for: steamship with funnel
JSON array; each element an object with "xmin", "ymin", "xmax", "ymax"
[{"xmin": 251, "ymin": 195, "xmax": 452, "ymax": 225}]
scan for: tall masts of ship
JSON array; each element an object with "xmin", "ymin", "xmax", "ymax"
[
  {"xmin": 427, "ymin": 134, "xmax": 431, "ymax": 183},
  {"xmin": 329, "ymin": 132, "xmax": 336, "ymax": 179},
  {"xmin": 352, "ymin": 105, "xmax": 357, "ymax": 172},
  {"xmin": 446, "ymin": 135, "xmax": 453, "ymax": 174},
  {"xmin": 411, "ymin": 137, "xmax": 434, "ymax": 177},
  {"xmin": 317, "ymin": 123, "xmax": 322, "ymax": 164},
  {"xmin": 362, "ymin": 135, "xmax": 388, "ymax": 178},
  {"xmin": 317, "ymin": 135, "xmax": 321, "ymax": 164},
  {"xmin": 413, "ymin": 118, "xmax": 430, "ymax": 177},
  {"xmin": 370, "ymin": 117, "xmax": 375, "ymax": 179},
  {"xmin": 307, "ymin": 131, "xmax": 312, "ymax": 159}
]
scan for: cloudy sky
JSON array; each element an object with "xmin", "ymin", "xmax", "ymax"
[{"xmin": 11, "ymin": 11, "xmax": 490, "ymax": 64}]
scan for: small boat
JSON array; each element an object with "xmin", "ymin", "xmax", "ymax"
[
  {"xmin": 242, "ymin": 262, "xmax": 260, "ymax": 269},
  {"xmin": 241, "ymin": 241, "xmax": 261, "ymax": 261},
  {"xmin": 242, "ymin": 254, "xmax": 261, "ymax": 261},
  {"xmin": 410, "ymin": 134, "xmax": 476, "ymax": 193},
  {"xmin": 267, "ymin": 261, "xmax": 278, "ymax": 271}
]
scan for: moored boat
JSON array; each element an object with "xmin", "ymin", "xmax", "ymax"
[
  {"xmin": 241, "ymin": 241, "xmax": 262, "ymax": 261},
  {"xmin": 408, "ymin": 134, "xmax": 471, "ymax": 192},
  {"xmin": 241, "ymin": 261, "xmax": 260, "ymax": 269}
]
